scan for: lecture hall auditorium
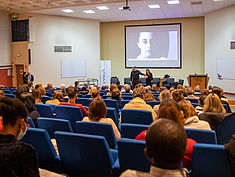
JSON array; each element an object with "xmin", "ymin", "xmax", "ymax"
[{"xmin": 0, "ymin": 0, "xmax": 235, "ymax": 177}]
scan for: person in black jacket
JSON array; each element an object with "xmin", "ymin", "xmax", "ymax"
[
  {"xmin": 130, "ymin": 67, "xmax": 145, "ymax": 89},
  {"xmin": 225, "ymin": 134, "xmax": 235, "ymax": 177},
  {"xmin": 23, "ymin": 72, "xmax": 28, "ymax": 84},
  {"xmin": 145, "ymin": 69, "xmax": 153, "ymax": 86}
]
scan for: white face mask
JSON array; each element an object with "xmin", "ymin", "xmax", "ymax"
[{"xmin": 16, "ymin": 122, "xmax": 27, "ymax": 140}]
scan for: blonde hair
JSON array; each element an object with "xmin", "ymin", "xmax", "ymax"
[
  {"xmin": 159, "ymin": 90, "xmax": 172, "ymax": 102},
  {"xmin": 203, "ymin": 93, "xmax": 225, "ymax": 113}
]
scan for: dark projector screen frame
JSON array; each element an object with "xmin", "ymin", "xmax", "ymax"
[{"xmin": 125, "ymin": 23, "xmax": 182, "ymax": 69}]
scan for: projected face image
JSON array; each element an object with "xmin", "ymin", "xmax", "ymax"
[{"xmin": 137, "ymin": 32, "xmax": 152, "ymax": 59}]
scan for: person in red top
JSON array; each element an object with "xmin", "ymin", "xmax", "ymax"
[
  {"xmin": 135, "ymin": 99, "xmax": 197, "ymax": 168},
  {"xmin": 59, "ymin": 86, "xmax": 86, "ymax": 117}
]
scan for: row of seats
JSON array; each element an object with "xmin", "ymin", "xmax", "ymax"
[{"xmin": 21, "ymin": 124, "xmax": 232, "ymax": 177}]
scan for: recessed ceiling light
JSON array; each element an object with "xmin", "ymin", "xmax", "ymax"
[
  {"xmin": 83, "ymin": 10, "xmax": 95, "ymax": 14},
  {"xmin": 148, "ymin": 4, "xmax": 160, "ymax": 8},
  {"xmin": 167, "ymin": 0, "xmax": 180, "ymax": 4},
  {"xmin": 119, "ymin": 7, "xmax": 123, "ymax": 10},
  {"xmin": 62, "ymin": 9, "xmax": 74, "ymax": 13},
  {"xmin": 96, "ymin": 6, "xmax": 109, "ymax": 10},
  {"xmin": 213, "ymin": 0, "xmax": 223, "ymax": 1}
]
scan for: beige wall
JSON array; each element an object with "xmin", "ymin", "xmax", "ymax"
[{"xmin": 100, "ymin": 17, "xmax": 205, "ymax": 85}]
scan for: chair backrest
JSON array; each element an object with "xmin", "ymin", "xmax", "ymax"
[
  {"xmin": 21, "ymin": 128, "xmax": 59, "ymax": 170},
  {"xmin": 77, "ymin": 98, "xmax": 92, "ymax": 107},
  {"xmin": 140, "ymin": 78, "xmax": 146, "ymax": 85},
  {"xmin": 185, "ymin": 98, "xmax": 199, "ymax": 103},
  {"xmin": 4, "ymin": 93, "xmax": 16, "ymax": 98},
  {"xmin": 118, "ymin": 138, "xmax": 151, "ymax": 172},
  {"xmin": 216, "ymin": 114, "xmax": 235, "ymax": 144},
  {"xmin": 3, "ymin": 90, "xmax": 12, "ymax": 94},
  {"xmin": 192, "ymin": 143, "xmax": 232, "ymax": 177},
  {"xmin": 102, "ymin": 95, "xmax": 112, "ymax": 99},
  {"xmin": 121, "ymin": 92, "xmax": 132, "ymax": 96},
  {"xmin": 107, "ymin": 107, "xmax": 119, "ymax": 127},
  {"xmin": 124, "ymin": 78, "xmax": 131, "ymax": 85},
  {"xmin": 121, "ymin": 123, "xmax": 149, "ymax": 139},
  {"xmin": 186, "ymin": 128, "xmax": 217, "ymax": 144},
  {"xmin": 41, "ymin": 96, "xmax": 52, "ymax": 104},
  {"xmin": 35, "ymin": 104, "xmax": 54, "ymax": 118},
  {"xmin": 103, "ymin": 99, "xmax": 119, "ymax": 114},
  {"xmin": 76, "ymin": 121, "xmax": 117, "ymax": 149},
  {"xmin": 153, "ymin": 78, "xmax": 160, "ymax": 84},
  {"xmin": 121, "ymin": 109, "xmax": 153, "ymax": 125},
  {"xmin": 146, "ymin": 101, "xmax": 160, "ymax": 108},
  {"xmin": 121, "ymin": 96, "xmax": 133, "ymax": 100},
  {"xmin": 63, "ymin": 97, "xmax": 68, "ymax": 102},
  {"xmin": 121, "ymin": 100, "xmax": 130, "ymax": 109},
  {"xmin": 28, "ymin": 117, "xmax": 35, "ymax": 128},
  {"xmin": 38, "ymin": 118, "xmax": 73, "ymax": 139},
  {"xmin": 83, "ymin": 94, "xmax": 91, "ymax": 98},
  {"xmin": 54, "ymin": 131, "xmax": 115, "ymax": 177},
  {"xmin": 191, "ymin": 103, "xmax": 198, "ymax": 108},
  {"xmin": 54, "ymin": 105, "xmax": 83, "ymax": 131},
  {"xmin": 166, "ymin": 77, "xmax": 174, "ymax": 84},
  {"xmin": 223, "ymin": 104, "xmax": 229, "ymax": 113}
]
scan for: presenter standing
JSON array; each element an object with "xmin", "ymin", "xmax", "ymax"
[
  {"xmin": 145, "ymin": 69, "xmax": 153, "ymax": 86},
  {"xmin": 130, "ymin": 67, "xmax": 145, "ymax": 89}
]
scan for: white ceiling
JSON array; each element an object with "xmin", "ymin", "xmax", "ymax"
[{"xmin": 1, "ymin": 0, "xmax": 235, "ymax": 22}]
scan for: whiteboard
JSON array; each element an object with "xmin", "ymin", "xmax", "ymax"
[
  {"xmin": 217, "ymin": 58, "xmax": 235, "ymax": 80},
  {"xmin": 61, "ymin": 59, "xmax": 86, "ymax": 78}
]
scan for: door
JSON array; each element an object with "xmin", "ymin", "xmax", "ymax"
[{"xmin": 16, "ymin": 65, "xmax": 24, "ymax": 87}]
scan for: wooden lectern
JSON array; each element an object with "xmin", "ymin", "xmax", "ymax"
[{"xmin": 187, "ymin": 74, "xmax": 209, "ymax": 90}]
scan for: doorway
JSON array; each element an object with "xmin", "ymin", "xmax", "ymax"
[{"xmin": 16, "ymin": 64, "xmax": 24, "ymax": 87}]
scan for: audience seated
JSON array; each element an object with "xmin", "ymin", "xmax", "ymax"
[
  {"xmin": 143, "ymin": 92, "xmax": 156, "ymax": 102},
  {"xmin": 32, "ymin": 88, "xmax": 43, "ymax": 104},
  {"xmin": 186, "ymin": 87, "xmax": 198, "ymax": 99},
  {"xmin": 225, "ymin": 134, "xmax": 235, "ymax": 177},
  {"xmin": 172, "ymin": 90, "xmax": 185, "ymax": 103},
  {"xmin": 121, "ymin": 119, "xmax": 188, "ymax": 177},
  {"xmin": 122, "ymin": 84, "xmax": 132, "ymax": 93},
  {"xmin": 45, "ymin": 91, "xmax": 64, "ymax": 105},
  {"xmin": 179, "ymin": 100, "xmax": 211, "ymax": 130},
  {"xmin": 82, "ymin": 98, "xmax": 120, "ymax": 139},
  {"xmin": 0, "ymin": 97, "xmax": 40, "ymax": 177},
  {"xmin": 123, "ymin": 86, "xmax": 157, "ymax": 121},
  {"xmin": 59, "ymin": 86, "xmax": 86, "ymax": 117},
  {"xmin": 194, "ymin": 85, "xmax": 201, "ymax": 94},
  {"xmin": 45, "ymin": 83, "xmax": 54, "ymax": 92},
  {"xmin": 15, "ymin": 84, "xmax": 30, "ymax": 98},
  {"xmin": 203, "ymin": 93, "xmax": 226, "ymax": 113},
  {"xmin": 107, "ymin": 83, "xmax": 118, "ymax": 95},
  {"xmin": 110, "ymin": 88, "xmax": 122, "ymax": 109},
  {"xmin": 136, "ymin": 99, "xmax": 197, "ymax": 168},
  {"xmin": 151, "ymin": 84, "xmax": 158, "ymax": 93},
  {"xmin": 195, "ymin": 94, "xmax": 207, "ymax": 114},
  {"xmin": 18, "ymin": 92, "xmax": 40, "ymax": 128}
]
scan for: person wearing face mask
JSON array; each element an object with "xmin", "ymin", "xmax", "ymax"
[{"xmin": 0, "ymin": 96, "xmax": 40, "ymax": 177}]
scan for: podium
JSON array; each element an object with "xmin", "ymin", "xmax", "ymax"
[{"xmin": 187, "ymin": 74, "xmax": 209, "ymax": 90}]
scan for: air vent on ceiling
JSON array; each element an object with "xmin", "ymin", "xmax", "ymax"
[
  {"xmin": 191, "ymin": 1, "xmax": 202, "ymax": 5},
  {"xmin": 231, "ymin": 42, "xmax": 235, "ymax": 50},
  {"xmin": 54, "ymin": 46, "xmax": 72, "ymax": 52}
]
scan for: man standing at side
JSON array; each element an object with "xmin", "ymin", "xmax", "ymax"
[
  {"xmin": 120, "ymin": 118, "xmax": 188, "ymax": 177},
  {"xmin": 130, "ymin": 67, "xmax": 145, "ymax": 89}
]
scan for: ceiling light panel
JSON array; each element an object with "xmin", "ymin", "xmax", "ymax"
[
  {"xmin": 96, "ymin": 6, "xmax": 109, "ymax": 10},
  {"xmin": 62, "ymin": 9, "xmax": 74, "ymax": 13},
  {"xmin": 148, "ymin": 4, "xmax": 160, "ymax": 8},
  {"xmin": 167, "ymin": 0, "xmax": 180, "ymax": 4},
  {"xmin": 83, "ymin": 10, "xmax": 95, "ymax": 13}
]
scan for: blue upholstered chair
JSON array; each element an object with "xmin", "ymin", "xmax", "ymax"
[
  {"xmin": 83, "ymin": 94, "xmax": 91, "ymax": 98},
  {"xmin": 54, "ymin": 105, "xmax": 83, "ymax": 131},
  {"xmin": 76, "ymin": 98, "xmax": 92, "ymax": 107},
  {"xmin": 41, "ymin": 96, "xmax": 52, "ymax": 104},
  {"xmin": 76, "ymin": 121, "xmax": 117, "ymax": 149},
  {"xmin": 38, "ymin": 118, "xmax": 73, "ymax": 139},
  {"xmin": 3, "ymin": 89, "xmax": 12, "ymax": 94},
  {"xmin": 28, "ymin": 117, "xmax": 35, "ymax": 128},
  {"xmin": 121, "ymin": 96, "xmax": 133, "ymax": 100},
  {"xmin": 107, "ymin": 107, "xmax": 119, "ymax": 127},
  {"xmin": 191, "ymin": 103, "xmax": 198, "ymax": 108},
  {"xmin": 146, "ymin": 101, "xmax": 160, "ymax": 108},
  {"xmin": 121, "ymin": 123, "xmax": 149, "ymax": 139},
  {"xmin": 102, "ymin": 95, "xmax": 112, "ymax": 99},
  {"xmin": 121, "ymin": 92, "xmax": 132, "ymax": 96},
  {"xmin": 185, "ymin": 98, "xmax": 199, "ymax": 103},
  {"xmin": 216, "ymin": 113, "xmax": 235, "ymax": 144},
  {"xmin": 118, "ymin": 138, "xmax": 151, "ymax": 172},
  {"xmin": 121, "ymin": 100, "xmax": 130, "ymax": 109},
  {"xmin": 63, "ymin": 97, "xmax": 68, "ymax": 102},
  {"xmin": 121, "ymin": 109, "xmax": 153, "ymax": 125},
  {"xmin": 186, "ymin": 128, "xmax": 217, "ymax": 144},
  {"xmin": 21, "ymin": 128, "xmax": 60, "ymax": 170},
  {"xmin": 104, "ymin": 99, "xmax": 119, "ymax": 115},
  {"xmin": 223, "ymin": 104, "xmax": 229, "ymax": 113},
  {"xmin": 140, "ymin": 78, "xmax": 146, "ymax": 85},
  {"xmin": 54, "ymin": 131, "xmax": 118, "ymax": 177},
  {"xmin": 35, "ymin": 104, "xmax": 54, "ymax": 118},
  {"xmin": 4, "ymin": 93, "xmax": 16, "ymax": 98},
  {"xmin": 192, "ymin": 144, "xmax": 232, "ymax": 177}
]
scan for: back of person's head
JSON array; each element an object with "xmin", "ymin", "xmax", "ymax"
[
  {"xmin": 35, "ymin": 84, "xmax": 40, "ymax": 89},
  {"xmin": 91, "ymin": 88, "xmax": 100, "ymax": 99},
  {"xmin": 178, "ymin": 100, "xmax": 197, "ymax": 120},
  {"xmin": 144, "ymin": 92, "xmax": 156, "ymax": 102},
  {"xmin": 212, "ymin": 86, "xmax": 223, "ymax": 99},
  {"xmin": 66, "ymin": 86, "xmax": 78, "ymax": 99},
  {"xmin": 38, "ymin": 87, "xmax": 46, "ymax": 95},
  {"xmin": 47, "ymin": 83, "xmax": 52, "ymax": 87},
  {"xmin": 158, "ymin": 99, "xmax": 184, "ymax": 126},
  {"xmin": 177, "ymin": 84, "xmax": 183, "ymax": 90},
  {"xmin": 201, "ymin": 89, "xmax": 209, "ymax": 95},
  {"xmin": 16, "ymin": 84, "xmax": 29, "ymax": 98},
  {"xmin": 208, "ymin": 85, "xmax": 213, "ymax": 90},
  {"xmin": 172, "ymin": 90, "xmax": 185, "ymax": 102},
  {"xmin": 74, "ymin": 81, "xmax": 79, "ymax": 87},
  {"xmin": 111, "ymin": 89, "xmax": 120, "ymax": 100},
  {"xmin": 133, "ymin": 86, "xmax": 146, "ymax": 99},
  {"xmin": 32, "ymin": 88, "xmax": 42, "ymax": 100},
  {"xmin": 18, "ymin": 92, "xmax": 36, "ymax": 113},
  {"xmin": 88, "ymin": 98, "xmax": 107, "ymax": 121},
  {"xmin": 0, "ymin": 90, "xmax": 4, "ymax": 97},
  {"xmin": 198, "ymin": 94, "xmax": 207, "ymax": 106},
  {"xmin": 203, "ymin": 93, "xmax": 225, "ymax": 113},
  {"xmin": 38, "ymin": 83, "xmax": 43, "ymax": 88},
  {"xmin": 83, "ymin": 83, "xmax": 89, "ymax": 89},
  {"xmin": 186, "ymin": 87, "xmax": 194, "ymax": 96},
  {"xmin": 52, "ymin": 91, "xmax": 64, "ymax": 102},
  {"xmin": 159, "ymin": 87, "xmax": 167, "ymax": 92},
  {"xmin": 159, "ymin": 90, "xmax": 172, "ymax": 102},
  {"xmin": 152, "ymin": 84, "xmax": 157, "ymax": 91},
  {"xmin": 0, "ymin": 97, "xmax": 28, "ymax": 127},
  {"xmin": 124, "ymin": 84, "xmax": 131, "ymax": 93},
  {"xmin": 145, "ymin": 119, "xmax": 187, "ymax": 169},
  {"xmin": 135, "ymin": 83, "xmax": 143, "ymax": 89},
  {"xmin": 194, "ymin": 85, "xmax": 200, "ymax": 92},
  {"xmin": 60, "ymin": 84, "xmax": 66, "ymax": 91}
]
